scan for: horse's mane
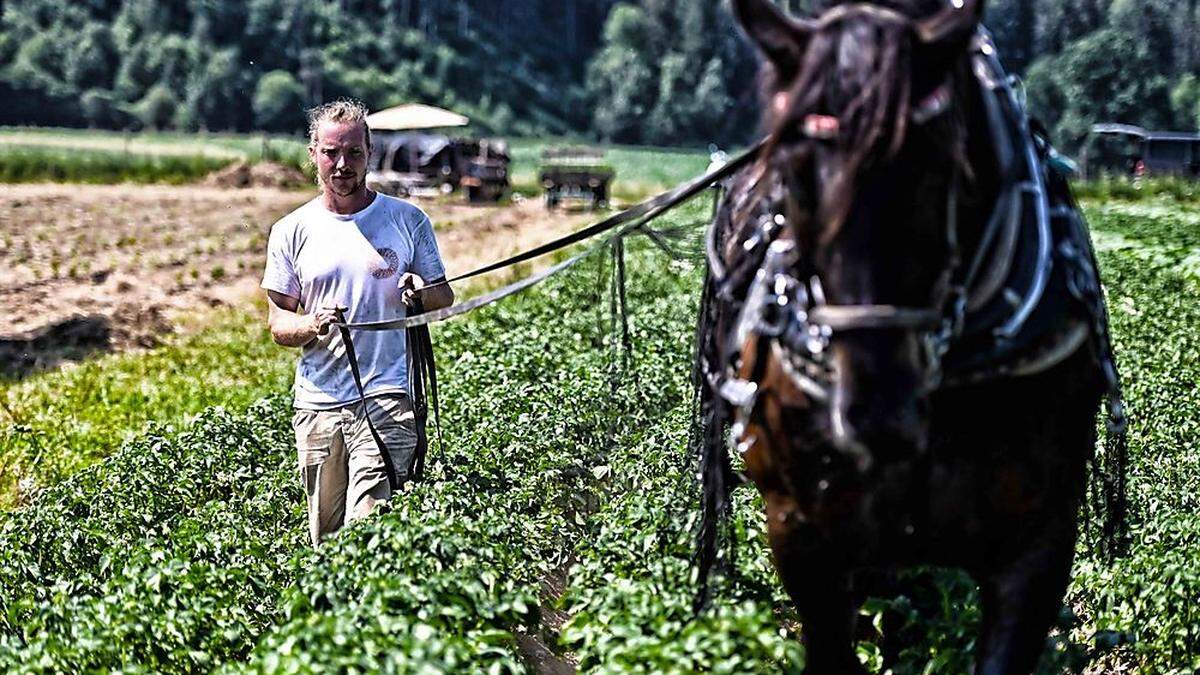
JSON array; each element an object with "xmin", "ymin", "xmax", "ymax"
[{"xmin": 733, "ymin": 0, "xmax": 968, "ymax": 250}]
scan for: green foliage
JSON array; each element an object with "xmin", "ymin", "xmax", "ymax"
[
  {"xmin": 1069, "ymin": 200, "xmax": 1200, "ymax": 672},
  {"xmin": 79, "ymin": 88, "xmax": 129, "ymax": 128},
  {"xmin": 0, "ymin": 201, "xmax": 802, "ymax": 670},
  {"xmin": 588, "ymin": 5, "xmax": 658, "ymax": 143},
  {"xmin": 1170, "ymin": 75, "xmax": 1200, "ymax": 131},
  {"xmin": 1027, "ymin": 28, "xmax": 1172, "ymax": 146},
  {"xmin": 0, "ymin": 400, "xmax": 306, "ymax": 671},
  {"xmin": 1072, "ymin": 176, "xmax": 1200, "ymax": 203},
  {"xmin": 560, "ymin": 420, "xmax": 805, "ymax": 672},
  {"xmin": 0, "ymin": 0, "xmax": 624, "ymax": 137},
  {"xmin": 253, "ymin": 71, "xmax": 305, "ymax": 133},
  {"xmin": 587, "ymin": 1, "xmax": 750, "ymax": 146},
  {"xmin": 0, "ymin": 195, "xmax": 1198, "ymax": 672},
  {"xmin": 1013, "ymin": 0, "xmax": 1200, "ymax": 149},
  {"xmin": 132, "ymin": 83, "xmax": 178, "ymax": 130},
  {"xmin": 0, "ymin": 308, "xmax": 294, "ymax": 508}
]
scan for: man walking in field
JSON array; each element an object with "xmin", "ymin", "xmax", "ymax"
[{"xmin": 261, "ymin": 99, "xmax": 454, "ymax": 547}]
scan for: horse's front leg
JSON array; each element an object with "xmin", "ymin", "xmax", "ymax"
[
  {"xmin": 972, "ymin": 521, "xmax": 1077, "ymax": 675},
  {"xmin": 765, "ymin": 492, "xmax": 868, "ymax": 675}
]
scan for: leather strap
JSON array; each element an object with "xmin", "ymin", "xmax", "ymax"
[
  {"xmin": 435, "ymin": 138, "xmax": 764, "ymax": 288},
  {"xmin": 333, "ymin": 307, "xmax": 401, "ymax": 491},
  {"xmin": 404, "ymin": 298, "xmax": 440, "ymax": 480},
  {"xmin": 335, "ymin": 139, "xmax": 766, "ymax": 334},
  {"xmin": 808, "ymin": 305, "xmax": 943, "ymax": 331}
]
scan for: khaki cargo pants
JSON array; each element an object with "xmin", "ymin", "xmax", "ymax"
[{"xmin": 292, "ymin": 394, "xmax": 418, "ymax": 547}]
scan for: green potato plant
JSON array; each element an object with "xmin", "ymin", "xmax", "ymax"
[{"xmin": 0, "ymin": 198, "xmax": 1197, "ymax": 672}]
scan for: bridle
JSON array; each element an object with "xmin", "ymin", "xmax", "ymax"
[
  {"xmin": 711, "ymin": 5, "xmax": 1049, "ymax": 424},
  {"xmin": 718, "ymin": 167, "xmax": 963, "ymax": 409}
]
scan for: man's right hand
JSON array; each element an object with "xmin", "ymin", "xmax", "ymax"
[
  {"xmin": 310, "ymin": 307, "xmax": 342, "ymax": 337},
  {"xmin": 268, "ymin": 291, "xmax": 347, "ymax": 348}
]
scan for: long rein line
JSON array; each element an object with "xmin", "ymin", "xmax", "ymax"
[
  {"xmin": 334, "ymin": 139, "xmax": 766, "ymax": 333},
  {"xmin": 328, "ymin": 141, "xmax": 762, "ymax": 486}
]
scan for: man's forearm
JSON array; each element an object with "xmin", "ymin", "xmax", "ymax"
[
  {"xmin": 270, "ymin": 310, "xmax": 320, "ymax": 348},
  {"xmin": 418, "ymin": 283, "xmax": 455, "ymax": 312}
]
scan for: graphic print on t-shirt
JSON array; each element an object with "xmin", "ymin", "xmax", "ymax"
[{"xmin": 371, "ymin": 247, "xmax": 400, "ymax": 279}]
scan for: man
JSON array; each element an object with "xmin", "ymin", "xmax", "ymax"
[{"xmin": 261, "ymin": 99, "xmax": 454, "ymax": 547}]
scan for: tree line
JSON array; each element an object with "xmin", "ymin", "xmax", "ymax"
[
  {"xmin": 990, "ymin": 0, "xmax": 1200, "ymax": 148},
  {"xmin": 0, "ymin": 0, "xmax": 619, "ymax": 137},
  {"xmin": 0, "ymin": 0, "xmax": 1196, "ymax": 150}
]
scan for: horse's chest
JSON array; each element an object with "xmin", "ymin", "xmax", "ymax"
[{"xmin": 753, "ymin": 447, "xmax": 1062, "ymax": 566}]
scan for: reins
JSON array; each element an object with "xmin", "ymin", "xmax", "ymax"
[
  {"xmin": 329, "ymin": 140, "xmax": 764, "ymax": 485},
  {"xmin": 335, "ymin": 139, "xmax": 765, "ymax": 333}
]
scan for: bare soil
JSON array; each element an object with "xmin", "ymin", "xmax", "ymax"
[
  {"xmin": 202, "ymin": 161, "xmax": 309, "ymax": 190},
  {"xmin": 0, "ymin": 184, "xmax": 590, "ymax": 376}
]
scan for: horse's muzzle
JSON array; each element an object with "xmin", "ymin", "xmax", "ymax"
[{"xmin": 827, "ymin": 337, "xmax": 931, "ymax": 473}]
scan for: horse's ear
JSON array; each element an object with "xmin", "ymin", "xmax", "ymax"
[
  {"xmin": 915, "ymin": 0, "xmax": 986, "ymax": 44},
  {"xmin": 732, "ymin": 0, "xmax": 810, "ymax": 79}
]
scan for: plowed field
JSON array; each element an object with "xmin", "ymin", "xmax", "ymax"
[{"xmin": 0, "ymin": 185, "xmax": 588, "ymax": 376}]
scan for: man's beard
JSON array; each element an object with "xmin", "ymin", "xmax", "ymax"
[{"xmin": 322, "ymin": 173, "xmax": 366, "ymax": 197}]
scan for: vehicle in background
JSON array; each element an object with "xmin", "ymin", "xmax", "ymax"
[
  {"xmin": 368, "ymin": 133, "xmax": 510, "ymax": 201},
  {"xmin": 365, "ymin": 104, "xmax": 510, "ymax": 202},
  {"xmin": 1083, "ymin": 124, "xmax": 1200, "ymax": 179},
  {"xmin": 458, "ymin": 138, "xmax": 510, "ymax": 202},
  {"xmin": 539, "ymin": 147, "xmax": 615, "ymax": 210}
]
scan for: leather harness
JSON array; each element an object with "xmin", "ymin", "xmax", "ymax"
[
  {"xmin": 335, "ymin": 300, "xmax": 439, "ymax": 491},
  {"xmin": 707, "ymin": 29, "xmax": 1125, "ymax": 441}
]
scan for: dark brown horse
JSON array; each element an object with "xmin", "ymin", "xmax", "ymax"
[{"xmin": 695, "ymin": 1, "xmax": 1127, "ymax": 673}]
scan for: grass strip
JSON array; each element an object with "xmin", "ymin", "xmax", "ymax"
[
  {"xmin": 0, "ymin": 145, "xmax": 235, "ymax": 185},
  {"xmin": 0, "ymin": 308, "xmax": 294, "ymax": 509}
]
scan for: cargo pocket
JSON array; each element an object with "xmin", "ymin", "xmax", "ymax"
[
  {"xmin": 293, "ymin": 409, "xmax": 336, "ymax": 469},
  {"xmin": 365, "ymin": 396, "xmax": 419, "ymax": 477}
]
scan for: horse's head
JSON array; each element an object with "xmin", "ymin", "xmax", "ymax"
[{"xmin": 729, "ymin": 0, "xmax": 991, "ymax": 473}]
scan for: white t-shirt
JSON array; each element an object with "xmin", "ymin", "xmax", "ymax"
[{"xmin": 261, "ymin": 192, "xmax": 446, "ymax": 410}]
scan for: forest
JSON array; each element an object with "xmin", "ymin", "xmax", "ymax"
[{"xmin": 0, "ymin": 0, "xmax": 1197, "ymax": 150}]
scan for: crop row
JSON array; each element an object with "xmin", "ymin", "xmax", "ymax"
[
  {"xmin": 0, "ymin": 198, "xmax": 1196, "ymax": 672},
  {"xmin": 0, "ymin": 202, "xmax": 798, "ymax": 672},
  {"xmin": 1069, "ymin": 201, "xmax": 1200, "ymax": 673}
]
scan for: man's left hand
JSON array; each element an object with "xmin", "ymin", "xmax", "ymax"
[{"xmin": 398, "ymin": 272, "xmax": 426, "ymax": 307}]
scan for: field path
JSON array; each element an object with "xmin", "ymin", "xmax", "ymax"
[{"xmin": 0, "ymin": 184, "xmax": 591, "ymax": 377}]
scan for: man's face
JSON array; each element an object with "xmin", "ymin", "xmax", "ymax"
[{"xmin": 309, "ymin": 120, "xmax": 370, "ymax": 197}]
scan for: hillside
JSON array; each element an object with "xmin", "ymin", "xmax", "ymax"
[
  {"xmin": 1, "ymin": 0, "xmax": 1198, "ymax": 149},
  {"xmin": 0, "ymin": 0, "xmax": 621, "ymax": 136}
]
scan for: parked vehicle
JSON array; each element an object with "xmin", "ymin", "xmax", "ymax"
[
  {"xmin": 365, "ymin": 103, "xmax": 510, "ymax": 202},
  {"xmin": 367, "ymin": 133, "xmax": 510, "ymax": 202},
  {"xmin": 539, "ymin": 147, "xmax": 615, "ymax": 210},
  {"xmin": 1083, "ymin": 124, "xmax": 1200, "ymax": 179},
  {"xmin": 368, "ymin": 132, "xmax": 459, "ymax": 198},
  {"xmin": 459, "ymin": 138, "xmax": 511, "ymax": 203}
]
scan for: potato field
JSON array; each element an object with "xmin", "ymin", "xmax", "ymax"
[{"xmin": 0, "ymin": 183, "xmax": 1198, "ymax": 674}]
